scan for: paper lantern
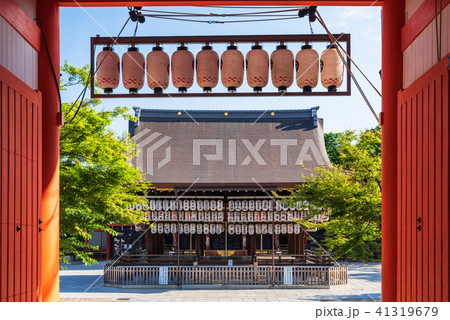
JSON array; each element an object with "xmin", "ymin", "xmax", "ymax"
[
  {"xmin": 270, "ymin": 42, "xmax": 294, "ymax": 92},
  {"xmin": 171, "ymin": 43, "xmax": 194, "ymax": 93},
  {"xmin": 146, "ymin": 43, "xmax": 169, "ymax": 93},
  {"xmin": 184, "ymin": 224, "xmax": 190, "ymax": 234},
  {"xmin": 197, "ymin": 200, "xmax": 203, "ymax": 211},
  {"xmin": 164, "ymin": 223, "xmax": 171, "ymax": 234},
  {"xmin": 246, "ymin": 42, "xmax": 269, "ymax": 92},
  {"xmin": 249, "ymin": 200, "xmax": 255, "ymax": 211},
  {"xmin": 248, "ymin": 224, "xmax": 255, "ymax": 235},
  {"xmin": 241, "ymin": 212, "xmax": 247, "ymax": 221},
  {"xmin": 242, "ymin": 224, "xmax": 248, "ymax": 235},
  {"xmin": 149, "ymin": 199, "xmax": 156, "ymax": 211},
  {"xmin": 96, "ymin": 46, "xmax": 120, "ymax": 93},
  {"xmin": 197, "ymin": 224, "xmax": 203, "ymax": 234},
  {"xmin": 262, "ymin": 200, "xmax": 269, "ymax": 211},
  {"xmin": 235, "ymin": 224, "xmax": 241, "ymax": 235},
  {"xmin": 234, "ymin": 212, "xmax": 240, "ymax": 221},
  {"xmin": 234, "ymin": 200, "xmax": 241, "ymax": 211},
  {"xmin": 203, "ymin": 224, "xmax": 209, "ymax": 234},
  {"xmin": 203, "ymin": 200, "xmax": 210, "ymax": 211},
  {"xmin": 157, "ymin": 223, "xmax": 164, "ymax": 234},
  {"xmin": 320, "ymin": 44, "xmax": 344, "ymax": 92},
  {"xmin": 294, "ymin": 224, "xmax": 301, "ymax": 234},
  {"xmin": 210, "ymin": 224, "xmax": 216, "ymax": 235},
  {"xmin": 217, "ymin": 200, "xmax": 224, "ymax": 211},
  {"xmin": 151, "ymin": 224, "xmax": 157, "ymax": 233},
  {"xmin": 210, "ymin": 200, "xmax": 217, "ymax": 211},
  {"xmin": 228, "ymin": 200, "xmax": 235, "ymax": 211},
  {"xmin": 228, "ymin": 224, "xmax": 234, "ymax": 235},
  {"xmin": 170, "ymin": 200, "xmax": 176, "ymax": 211},
  {"xmin": 190, "ymin": 200, "xmax": 196, "ymax": 211},
  {"xmin": 296, "ymin": 43, "xmax": 319, "ymax": 92},
  {"xmin": 221, "ymin": 42, "xmax": 244, "ymax": 92},
  {"xmin": 162, "ymin": 200, "xmax": 169, "ymax": 211},
  {"xmin": 122, "ymin": 45, "xmax": 145, "ymax": 93},
  {"xmin": 262, "ymin": 224, "xmax": 268, "ymax": 234},
  {"xmin": 255, "ymin": 200, "xmax": 262, "ymax": 211},
  {"xmin": 183, "ymin": 200, "xmax": 190, "ymax": 211},
  {"xmin": 241, "ymin": 200, "xmax": 248, "ymax": 211},
  {"xmin": 196, "ymin": 43, "xmax": 219, "ymax": 92},
  {"xmin": 190, "ymin": 223, "xmax": 196, "ymax": 234}
]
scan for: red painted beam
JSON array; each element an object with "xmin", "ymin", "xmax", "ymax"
[
  {"xmin": 56, "ymin": 0, "xmax": 383, "ymax": 6},
  {"xmin": 401, "ymin": 0, "xmax": 450, "ymax": 51},
  {"xmin": 381, "ymin": 0, "xmax": 403, "ymax": 302},
  {"xmin": 0, "ymin": 0, "xmax": 41, "ymax": 52}
]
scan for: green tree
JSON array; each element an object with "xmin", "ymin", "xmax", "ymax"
[
  {"xmin": 59, "ymin": 61, "xmax": 149, "ymax": 265},
  {"xmin": 289, "ymin": 127, "xmax": 381, "ymax": 262},
  {"xmin": 324, "ymin": 132, "xmax": 343, "ymax": 165}
]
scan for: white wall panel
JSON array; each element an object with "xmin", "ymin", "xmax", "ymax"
[{"xmin": 0, "ymin": 16, "xmax": 38, "ymax": 89}]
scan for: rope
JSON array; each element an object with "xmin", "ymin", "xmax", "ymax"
[
  {"xmin": 316, "ymin": 11, "xmax": 380, "ymax": 123},
  {"xmin": 140, "ymin": 8, "xmax": 300, "ymax": 16},
  {"xmin": 139, "ymin": 14, "xmax": 299, "ymax": 24}
]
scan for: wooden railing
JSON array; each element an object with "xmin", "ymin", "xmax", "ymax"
[{"xmin": 103, "ymin": 264, "xmax": 348, "ymax": 287}]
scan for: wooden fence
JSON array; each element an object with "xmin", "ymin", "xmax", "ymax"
[{"xmin": 103, "ymin": 264, "xmax": 348, "ymax": 288}]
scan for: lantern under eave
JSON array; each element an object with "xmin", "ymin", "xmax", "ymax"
[
  {"xmin": 320, "ymin": 44, "xmax": 344, "ymax": 92},
  {"xmin": 171, "ymin": 43, "xmax": 194, "ymax": 93},
  {"xmin": 122, "ymin": 45, "xmax": 145, "ymax": 94},
  {"xmin": 96, "ymin": 46, "xmax": 120, "ymax": 93},
  {"xmin": 221, "ymin": 42, "xmax": 244, "ymax": 93},
  {"xmin": 246, "ymin": 42, "xmax": 269, "ymax": 92},
  {"xmin": 270, "ymin": 42, "xmax": 294, "ymax": 92},
  {"xmin": 196, "ymin": 43, "xmax": 219, "ymax": 93},
  {"xmin": 146, "ymin": 43, "xmax": 170, "ymax": 94},
  {"xmin": 296, "ymin": 43, "xmax": 319, "ymax": 92}
]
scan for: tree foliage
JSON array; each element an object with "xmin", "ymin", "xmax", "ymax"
[
  {"xmin": 288, "ymin": 127, "xmax": 381, "ymax": 262},
  {"xmin": 59, "ymin": 61, "xmax": 149, "ymax": 265}
]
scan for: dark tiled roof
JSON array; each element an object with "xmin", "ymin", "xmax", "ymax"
[{"xmin": 130, "ymin": 107, "xmax": 330, "ymax": 189}]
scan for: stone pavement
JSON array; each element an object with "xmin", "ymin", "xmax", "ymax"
[{"xmin": 60, "ymin": 261, "xmax": 381, "ymax": 302}]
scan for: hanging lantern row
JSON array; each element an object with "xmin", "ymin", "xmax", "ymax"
[
  {"xmin": 228, "ymin": 223, "xmax": 301, "ymax": 235},
  {"xmin": 142, "ymin": 210, "xmax": 328, "ymax": 223},
  {"xmin": 96, "ymin": 41, "xmax": 344, "ymax": 95},
  {"xmin": 227, "ymin": 199, "xmax": 307, "ymax": 211},
  {"xmin": 150, "ymin": 223, "xmax": 305, "ymax": 235},
  {"xmin": 146, "ymin": 211, "xmax": 225, "ymax": 222},
  {"xmin": 152, "ymin": 223, "xmax": 224, "ymax": 235},
  {"xmin": 129, "ymin": 199, "xmax": 224, "ymax": 211}
]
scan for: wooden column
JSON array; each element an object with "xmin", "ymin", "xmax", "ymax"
[
  {"xmin": 381, "ymin": 0, "xmax": 404, "ymax": 302},
  {"xmin": 37, "ymin": 0, "xmax": 60, "ymax": 302}
]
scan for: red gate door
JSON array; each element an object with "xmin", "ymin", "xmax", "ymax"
[
  {"xmin": 397, "ymin": 57, "xmax": 449, "ymax": 302},
  {"xmin": 0, "ymin": 65, "xmax": 42, "ymax": 302}
]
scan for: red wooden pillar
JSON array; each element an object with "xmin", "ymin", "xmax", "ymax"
[
  {"xmin": 381, "ymin": 0, "xmax": 404, "ymax": 302},
  {"xmin": 37, "ymin": 0, "xmax": 60, "ymax": 302}
]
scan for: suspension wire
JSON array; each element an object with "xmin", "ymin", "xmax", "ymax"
[
  {"xmin": 140, "ymin": 8, "xmax": 301, "ymax": 16},
  {"xmin": 315, "ymin": 11, "xmax": 380, "ymax": 123},
  {"xmin": 141, "ymin": 13, "xmax": 298, "ymax": 18},
  {"xmin": 199, "ymin": 6, "xmax": 305, "ymax": 9},
  {"xmin": 139, "ymin": 14, "xmax": 299, "ymax": 24},
  {"xmin": 63, "ymin": 16, "xmax": 131, "ymax": 121}
]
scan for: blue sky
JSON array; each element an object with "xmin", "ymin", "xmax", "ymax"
[{"xmin": 60, "ymin": 5, "xmax": 381, "ymax": 134}]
